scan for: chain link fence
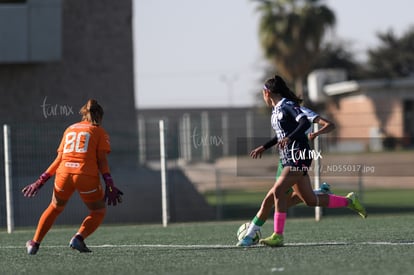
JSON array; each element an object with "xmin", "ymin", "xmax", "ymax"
[{"xmin": 2, "ymin": 109, "xmax": 414, "ymax": 228}]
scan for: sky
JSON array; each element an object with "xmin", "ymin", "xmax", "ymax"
[{"xmin": 133, "ymin": 0, "xmax": 414, "ymax": 109}]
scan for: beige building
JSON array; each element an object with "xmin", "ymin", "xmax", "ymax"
[{"xmin": 321, "ymin": 77, "xmax": 414, "ymax": 150}]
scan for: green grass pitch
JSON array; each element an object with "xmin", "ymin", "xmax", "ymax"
[{"xmin": 1, "ymin": 214, "xmax": 413, "ymax": 275}]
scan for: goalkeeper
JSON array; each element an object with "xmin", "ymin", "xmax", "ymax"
[{"xmin": 22, "ymin": 99, "xmax": 123, "ymax": 255}]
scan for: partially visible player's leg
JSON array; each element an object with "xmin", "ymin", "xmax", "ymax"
[
  {"xmin": 26, "ymin": 198, "xmax": 67, "ymax": 255},
  {"xmin": 237, "ymin": 188, "xmax": 302, "ymax": 247},
  {"xmin": 26, "ymin": 240, "xmax": 40, "ymax": 255},
  {"xmin": 256, "ymin": 190, "xmax": 274, "ymax": 221},
  {"xmin": 237, "ymin": 168, "xmax": 334, "ymax": 246},
  {"xmin": 26, "ymin": 174, "xmax": 73, "ymax": 255},
  {"xmin": 70, "ymin": 174, "xmax": 106, "ymax": 252},
  {"xmin": 33, "ymin": 201, "xmax": 66, "ymax": 242},
  {"xmin": 248, "ymin": 161, "xmax": 331, "ymax": 221},
  {"xmin": 237, "ymin": 162, "xmax": 284, "ymax": 247},
  {"xmin": 294, "ymin": 175, "xmax": 367, "ymax": 218},
  {"xmin": 293, "ymin": 175, "xmax": 328, "ymax": 207},
  {"xmin": 260, "ymin": 167, "xmax": 302, "ymax": 247},
  {"xmin": 74, "ymin": 174, "xmax": 106, "ymax": 236},
  {"xmin": 70, "ymin": 207, "xmax": 105, "ymax": 252},
  {"xmin": 77, "ymin": 207, "xmax": 106, "ymax": 238},
  {"xmin": 346, "ymin": 192, "xmax": 367, "ymax": 218},
  {"xmin": 236, "ymin": 214, "xmax": 266, "ymax": 247}
]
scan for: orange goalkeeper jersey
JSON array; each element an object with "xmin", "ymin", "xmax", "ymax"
[{"xmin": 56, "ymin": 121, "xmax": 111, "ymax": 176}]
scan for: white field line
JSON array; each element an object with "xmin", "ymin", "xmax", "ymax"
[{"xmin": 1, "ymin": 241, "xmax": 414, "ymax": 250}]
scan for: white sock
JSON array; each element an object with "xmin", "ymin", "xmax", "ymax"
[{"xmin": 246, "ymin": 223, "xmax": 260, "ymax": 238}]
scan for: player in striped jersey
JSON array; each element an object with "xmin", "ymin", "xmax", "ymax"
[
  {"xmin": 23, "ymin": 99, "xmax": 123, "ymax": 254},
  {"xmin": 237, "ymin": 75, "xmax": 366, "ymax": 247},
  {"xmin": 237, "ymin": 104, "xmax": 334, "ymax": 247}
]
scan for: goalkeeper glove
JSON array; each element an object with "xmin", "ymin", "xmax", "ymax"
[
  {"xmin": 22, "ymin": 173, "xmax": 51, "ymax": 197},
  {"xmin": 102, "ymin": 173, "xmax": 123, "ymax": 206}
]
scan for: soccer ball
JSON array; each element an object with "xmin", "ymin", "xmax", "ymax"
[{"xmin": 236, "ymin": 222, "xmax": 261, "ymax": 244}]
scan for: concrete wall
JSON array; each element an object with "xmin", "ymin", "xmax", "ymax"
[
  {"xmin": 0, "ymin": 0, "xmax": 137, "ymax": 164},
  {"xmin": 0, "ymin": 1, "xmax": 136, "ymax": 123}
]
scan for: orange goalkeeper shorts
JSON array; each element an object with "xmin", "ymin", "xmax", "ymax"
[{"xmin": 54, "ymin": 173, "xmax": 104, "ymax": 203}]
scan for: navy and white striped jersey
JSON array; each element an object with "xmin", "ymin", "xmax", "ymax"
[
  {"xmin": 300, "ymin": 106, "xmax": 319, "ymax": 134},
  {"xmin": 300, "ymin": 106, "xmax": 319, "ymax": 124},
  {"xmin": 270, "ymin": 98, "xmax": 311, "ymax": 167},
  {"xmin": 271, "ymin": 98, "xmax": 308, "ymax": 143}
]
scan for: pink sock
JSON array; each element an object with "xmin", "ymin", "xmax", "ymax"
[
  {"xmin": 328, "ymin": 195, "xmax": 349, "ymax": 208},
  {"xmin": 274, "ymin": 212, "xmax": 287, "ymax": 235}
]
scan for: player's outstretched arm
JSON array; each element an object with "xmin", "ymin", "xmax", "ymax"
[
  {"xmin": 98, "ymin": 150, "xmax": 123, "ymax": 206},
  {"xmin": 250, "ymin": 145, "xmax": 266, "ymax": 159},
  {"xmin": 308, "ymin": 116, "xmax": 335, "ymax": 140},
  {"xmin": 22, "ymin": 172, "xmax": 51, "ymax": 197},
  {"xmin": 21, "ymin": 153, "xmax": 61, "ymax": 198},
  {"xmin": 102, "ymin": 173, "xmax": 123, "ymax": 206}
]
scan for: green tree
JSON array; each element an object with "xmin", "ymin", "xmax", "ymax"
[
  {"xmin": 312, "ymin": 42, "xmax": 364, "ymax": 80},
  {"xmin": 366, "ymin": 27, "xmax": 414, "ymax": 78},
  {"xmin": 253, "ymin": 0, "xmax": 335, "ymax": 101}
]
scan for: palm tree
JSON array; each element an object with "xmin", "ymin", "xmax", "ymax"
[
  {"xmin": 253, "ymin": 0, "xmax": 335, "ymax": 101},
  {"xmin": 366, "ymin": 27, "xmax": 414, "ymax": 78}
]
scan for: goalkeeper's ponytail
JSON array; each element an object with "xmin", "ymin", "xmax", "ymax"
[{"xmin": 80, "ymin": 99, "xmax": 104, "ymax": 125}]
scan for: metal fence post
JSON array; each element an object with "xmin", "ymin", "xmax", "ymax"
[
  {"xmin": 4, "ymin": 124, "xmax": 14, "ymax": 233},
  {"xmin": 159, "ymin": 120, "xmax": 169, "ymax": 227}
]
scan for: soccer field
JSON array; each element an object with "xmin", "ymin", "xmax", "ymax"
[{"xmin": 1, "ymin": 214, "xmax": 413, "ymax": 275}]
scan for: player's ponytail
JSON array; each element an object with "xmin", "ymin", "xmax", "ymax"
[
  {"xmin": 264, "ymin": 75, "xmax": 302, "ymax": 104},
  {"xmin": 80, "ymin": 99, "xmax": 104, "ymax": 125}
]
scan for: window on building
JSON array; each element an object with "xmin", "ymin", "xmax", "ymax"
[{"xmin": 0, "ymin": 0, "xmax": 61, "ymax": 63}]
